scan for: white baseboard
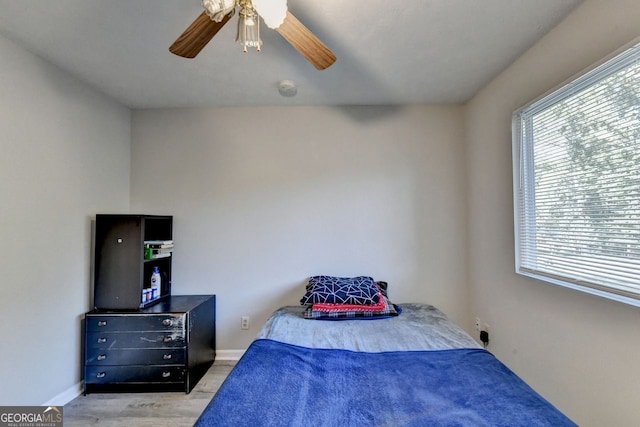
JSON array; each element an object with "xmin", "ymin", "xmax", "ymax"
[
  {"xmin": 216, "ymin": 349, "xmax": 245, "ymax": 361},
  {"xmin": 42, "ymin": 382, "xmax": 83, "ymax": 406}
]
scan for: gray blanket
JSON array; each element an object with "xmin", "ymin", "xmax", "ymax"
[{"xmin": 257, "ymin": 303, "xmax": 481, "ymax": 352}]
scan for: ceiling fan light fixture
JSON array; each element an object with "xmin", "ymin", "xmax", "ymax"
[
  {"xmin": 236, "ymin": 3, "xmax": 262, "ymax": 52},
  {"xmin": 171, "ymin": 0, "xmax": 335, "ymax": 70},
  {"xmin": 252, "ymin": 0, "xmax": 287, "ymax": 29}
]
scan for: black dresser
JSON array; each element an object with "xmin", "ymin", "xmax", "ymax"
[{"xmin": 84, "ymin": 295, "xmax": 216, "ymax": 394}]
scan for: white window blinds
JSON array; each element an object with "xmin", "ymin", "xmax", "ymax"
[{"xmin": 512, "ymin": 40, "xmax": 640, "ymax": 306}]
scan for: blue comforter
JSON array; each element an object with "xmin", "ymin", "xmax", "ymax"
[{"xmin": 195, "ymin": 339, "xmax": 575, "ymax": 427}]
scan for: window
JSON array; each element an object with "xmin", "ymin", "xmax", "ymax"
[{"xmin": 512, "ymin": 39, "xmax": 640, "ymax": 307}]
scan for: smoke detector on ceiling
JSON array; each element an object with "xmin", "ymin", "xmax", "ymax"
[{"xmin": 278, "ymin": 80, "xmax": 297, "ymax": 97}]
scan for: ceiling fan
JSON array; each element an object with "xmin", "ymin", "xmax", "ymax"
[{"xmin": 169, "ymin": 0, "xmax": 336, "ymax": 70}]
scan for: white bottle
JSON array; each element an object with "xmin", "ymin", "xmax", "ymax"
[{"xmin": 150, "ymin": 266, "xmax": 161, "ymax": 300}]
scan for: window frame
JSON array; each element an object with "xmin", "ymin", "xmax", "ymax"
[{"xmin": 512, "ymin": 37, "xmax": 640, "ymax": 307}]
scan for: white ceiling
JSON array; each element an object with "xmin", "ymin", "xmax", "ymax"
[{"xmin": 0, "ymin": 0, "xmax": 583, "ymax": 109}]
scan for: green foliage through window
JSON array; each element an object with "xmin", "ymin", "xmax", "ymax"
[{"xmin": 513, "ymin": 40, "xmax": 640, "ymax": 305}]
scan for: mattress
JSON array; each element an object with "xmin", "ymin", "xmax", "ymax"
[
  {"xmin": 195, "ymin": 303, "xmax": 576, "ymax": 426},
  {"xmin": 257, "ymin": 303, "xmax": 481, "ymax": 352}
]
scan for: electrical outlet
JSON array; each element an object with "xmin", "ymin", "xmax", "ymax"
[
  {"xmin": 475, "ymin": 317, "xmax": 481, "ymax": 332},
  {"xmin": 241, "ymin": 316, "xmax": 250, "ymax": 330}
]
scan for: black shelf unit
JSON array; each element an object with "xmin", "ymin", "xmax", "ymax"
[{"xmin": 94, "ymin": 214, "xmax": 173, "ymax": 310}]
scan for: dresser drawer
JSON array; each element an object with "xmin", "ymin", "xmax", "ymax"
[
  {"xmin": 86, "ymin": 314, "xmax": 185, "ymax": 332},
  {"xmin": 86, "ymin": 331, "xmax": 185, "ymax": 349},
  {"xmin": 85, "ymin": 348, "xmax": 186, "ymax": 366},
  {"xmin": 83, "ymin": 295, "xmax": 216, "ymax": 394},
  {"xmin": 85, "ymin": 365, "xmax": 186, "ymax": 385}
]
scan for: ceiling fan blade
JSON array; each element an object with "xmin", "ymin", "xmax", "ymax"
[
  {"xmin": 275, "ymin": 11, "xmax": 336, "ymax": 70},
  {"xmin": 169, "ymin": 11, "xmax": 233, "ymax": 58}
]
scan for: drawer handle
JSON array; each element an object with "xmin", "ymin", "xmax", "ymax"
[
  {"xmin": 162, "ymin": 354, "xmax": 172, "ymax": 360},
  {"xmin": 97, "ymin": 321, "xmax": 108, "ymax": 327},
  {"xmin": 97, "ymin": 337, "xmax": 107, "ymax": 344},
  {"xmin": 162, "ymin": 371, "xmax": 171, "ymax": 378},
  {"xmin": 96, "ymin": 372, "xmax": 106, "ymax": 379},
  {"xmin": 162, "ymin": 319, "xmax": 173, "ymax": 326},
  {"xmin": 97, "ymin": 354, "xmax": 107, "ymax": 361},
  {"xmin": 163, "ymin": 336, "xmax": 173, "ymax": 343}
]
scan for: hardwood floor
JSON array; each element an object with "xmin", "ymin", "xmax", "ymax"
[{"xmin": 64, "ymin": 361, "xmax": 235, "ymax": 427}]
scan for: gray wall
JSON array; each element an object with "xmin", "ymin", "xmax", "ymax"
[
  {"xmin": 130, "ymin": 105, "xmax": 470, "ymax": 350},
  {"xmin": 0, "ymin": 35, "xmax": 131, "ymax": 405},
  {"xmin": 465, "ymin": 0, "xmax": 640, "ymax": 425}
]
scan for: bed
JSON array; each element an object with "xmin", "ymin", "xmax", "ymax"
[{"xmin": 195, "ymin": 278, "xmax": 576, "ymax": 426}]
